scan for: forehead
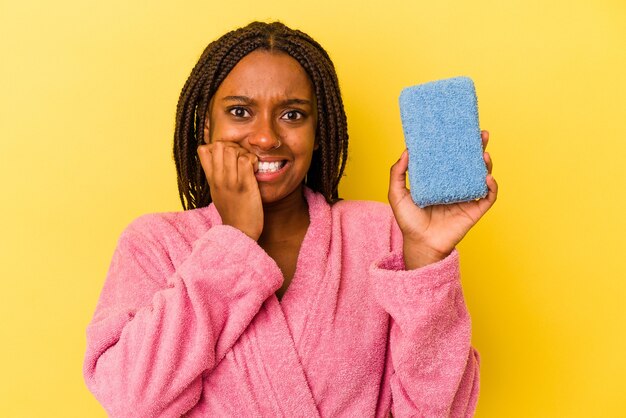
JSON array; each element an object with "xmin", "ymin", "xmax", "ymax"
[{"xmin": 216, "ymin": 50, "xmax": 314, "ymax": 99}]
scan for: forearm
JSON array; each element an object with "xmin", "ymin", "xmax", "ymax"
[
  {"xmin": 370, "ymin": 250, "xmax": 479, "ymax": 417},
  {"xmin": 84, "ymin": 224, "xmax": 282, "ymax": 417}
]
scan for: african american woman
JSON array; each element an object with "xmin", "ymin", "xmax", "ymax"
[{"xmin": 84, "ymin": 21, "xmax": 498, "ymax": 418}]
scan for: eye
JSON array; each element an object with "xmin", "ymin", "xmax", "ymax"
[
  {"xmin": 281, "ymin": 110, "xmax": 304, "ymax": 121},
  {"xmin": 229, "ymin": 107, "xmax": 250, "ymax": 118}
]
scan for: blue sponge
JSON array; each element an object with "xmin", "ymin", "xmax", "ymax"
[{"xmin": 399, "ymin": 76, "xmax": 488, "ymax": 208}]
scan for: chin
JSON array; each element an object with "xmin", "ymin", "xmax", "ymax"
[{"xmin": 258, "ymin": 182, "xmax": 303, "ymax": 205}]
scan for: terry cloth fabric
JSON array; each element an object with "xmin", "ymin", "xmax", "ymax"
[
  {"xmin": 83, "ymin": 188, "xmax": 480, "ymax": 418},
  {"xmin": 399, "ymin": 76, "xmax": 488, "ymax": 208}
]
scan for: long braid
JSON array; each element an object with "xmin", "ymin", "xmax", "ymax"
[{"xmin": 173, "ymin": 21, "xmax": 349, "ymax": 209}]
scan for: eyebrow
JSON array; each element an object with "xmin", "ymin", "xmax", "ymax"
[{"xmin": 221, "ymin": 95, "xmax": 312, "ymax": 106}]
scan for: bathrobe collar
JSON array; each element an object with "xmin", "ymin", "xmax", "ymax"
[
  {"xmin": 204, "ymin": 187, "xmax": 332, "ymax": 347},
  {"xmin": 205, "ymin": 187, "xmax": 331, "ymax": 416}
]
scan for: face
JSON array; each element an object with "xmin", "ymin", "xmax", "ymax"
[{"xmin": 205, "ymin": 50, "xmax": 318, "ymax": 205}]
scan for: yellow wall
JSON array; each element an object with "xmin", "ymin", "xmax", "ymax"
[{"xmin": 1, "ymin": 0, "xmax": 625, "ymax": 416}]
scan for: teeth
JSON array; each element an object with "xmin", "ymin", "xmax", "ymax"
[{"xmin": 257, "ymin": 161, "xmax": 285, "ymax": 173}]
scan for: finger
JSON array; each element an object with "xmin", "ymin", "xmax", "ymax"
[
  {"xmin": 388, "ymin": 149, "xmax": 409, "ymax": 202},
  {"xmin": 481, "ymin": 174, "xmax": 498, "ymax": 209},
  {"xmin": 245, "ymin": 153, "xmax": 259, "ymax": 173},
  {"xmin": 211, "ymin": 142, "xmax": 225, "ymax": 186},
  {"xmin": 197, "ymin": 144, "xmax": 214, "ymax": 185},
  {"xmin": 389, "ymin": 149, "xmax": 408, "ymax": 183},
  {"xmin": 223, "ymin": 145, "xmax": 240, "ymax": 187},
  {"xmin": 484, "ymin": 151, "xmax": 493, "ymax": 174},
  {"xmin": 239, "ymin": 153, "xmax": 258, "ymax": 189},
  {"xmin": 481, "ymin": 130, "xmax": 489, "ymax": 151}
]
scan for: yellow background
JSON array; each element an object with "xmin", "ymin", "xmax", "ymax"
[{"xmin": 1, "ymin": 0, "xmax": 625, "ymax": 416}]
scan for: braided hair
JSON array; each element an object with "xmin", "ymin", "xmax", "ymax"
[{"xmin": 173, "ymin": 21, "xmax": 349, "ymax": 210}]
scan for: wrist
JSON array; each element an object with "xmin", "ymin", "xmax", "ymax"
[
  {"xmin": 231, "ymin": 222, "xmax": 262, "ymax": 241},
  {"xmin": 402, "ymin": 240, "xmax": 451, "ymax": 270}
]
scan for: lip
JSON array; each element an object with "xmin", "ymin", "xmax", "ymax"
[
  {"xmin": 256, "ymin": 155, "xmax": 287, "ymax": 162},
  {"xmin": 255, "ymin": 160, "xmax": 290, "ymax": 182}
]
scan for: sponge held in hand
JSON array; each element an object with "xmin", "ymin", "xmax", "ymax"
[{"xmin": 399, "ymin": 76, "xmax": 488, "ymax": 208}]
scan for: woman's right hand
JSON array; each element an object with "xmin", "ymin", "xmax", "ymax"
[{"xmin": 197, "ymin": 141, "xmax": 263, "ymax": 240}]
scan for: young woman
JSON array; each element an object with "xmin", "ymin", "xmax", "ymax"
[{"xmin": 84, "ymin": 21, "xmax": 497, "ymax": 417}]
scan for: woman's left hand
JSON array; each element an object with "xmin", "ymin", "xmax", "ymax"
[{"xmin": 388, "ymin": 130, "xmax": 498, "ymax": 270}]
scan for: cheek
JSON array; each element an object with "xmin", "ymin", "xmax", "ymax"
[
  {"xmin": 214, "ymin": 126, "xmax": 247, "ymax": 142},
  {"xmin": 209, "ymin": 114, "xmax": 247, "ymax": 143},
  {"xmin": 289, "ymin": 125, "xmax": 317, "ymax": 153}
]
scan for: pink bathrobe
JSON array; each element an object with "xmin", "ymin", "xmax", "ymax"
[{"xmin": 84, "ymin": 188, "xmax": 480, "ymax": 417}]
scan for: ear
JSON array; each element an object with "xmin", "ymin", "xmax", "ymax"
[
  {"xmin": 313, "ymin": 136, "xmax": 320, "ymax": 151},
  {"xmin": 203, "ymin": 112, "xmax": 211, "ymax": 144},
  {"xmin": 203, "ymin": 98, "xmax": 214, "ymax": 144}
]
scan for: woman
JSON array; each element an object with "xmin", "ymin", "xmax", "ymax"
[{"xmin": 84, "ymin": 21, "xmax": 497, "ymax": 417}]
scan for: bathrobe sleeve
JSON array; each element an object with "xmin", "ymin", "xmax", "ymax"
[
  {"xmin": 369, "ymin": 227, "xmax": 480, "ymax": 417},
  {"xmin": 83, "ymin": 217, "xmax": 283, "ymax": 418}
]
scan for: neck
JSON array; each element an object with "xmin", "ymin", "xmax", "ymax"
[{"xmin": 259, "ymin": 185, "xmax": 310, "ymax": 244}]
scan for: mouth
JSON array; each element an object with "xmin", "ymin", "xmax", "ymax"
[{"xmin": 255, "ymin": 160, "xmax": 287, "ymax": 174}]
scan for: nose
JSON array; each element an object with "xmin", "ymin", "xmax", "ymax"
[{"xmin": 248, "ymin": 116, "xmax": 281, "ymax": 151}]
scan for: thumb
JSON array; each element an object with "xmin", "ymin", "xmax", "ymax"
[
  {"xmin": 388, "ymin": 149, "xmax": 409, "ymax": 203},
  {"xmin": 239, "ymin": 152, "xmax": 258, "ymax": 173}
]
